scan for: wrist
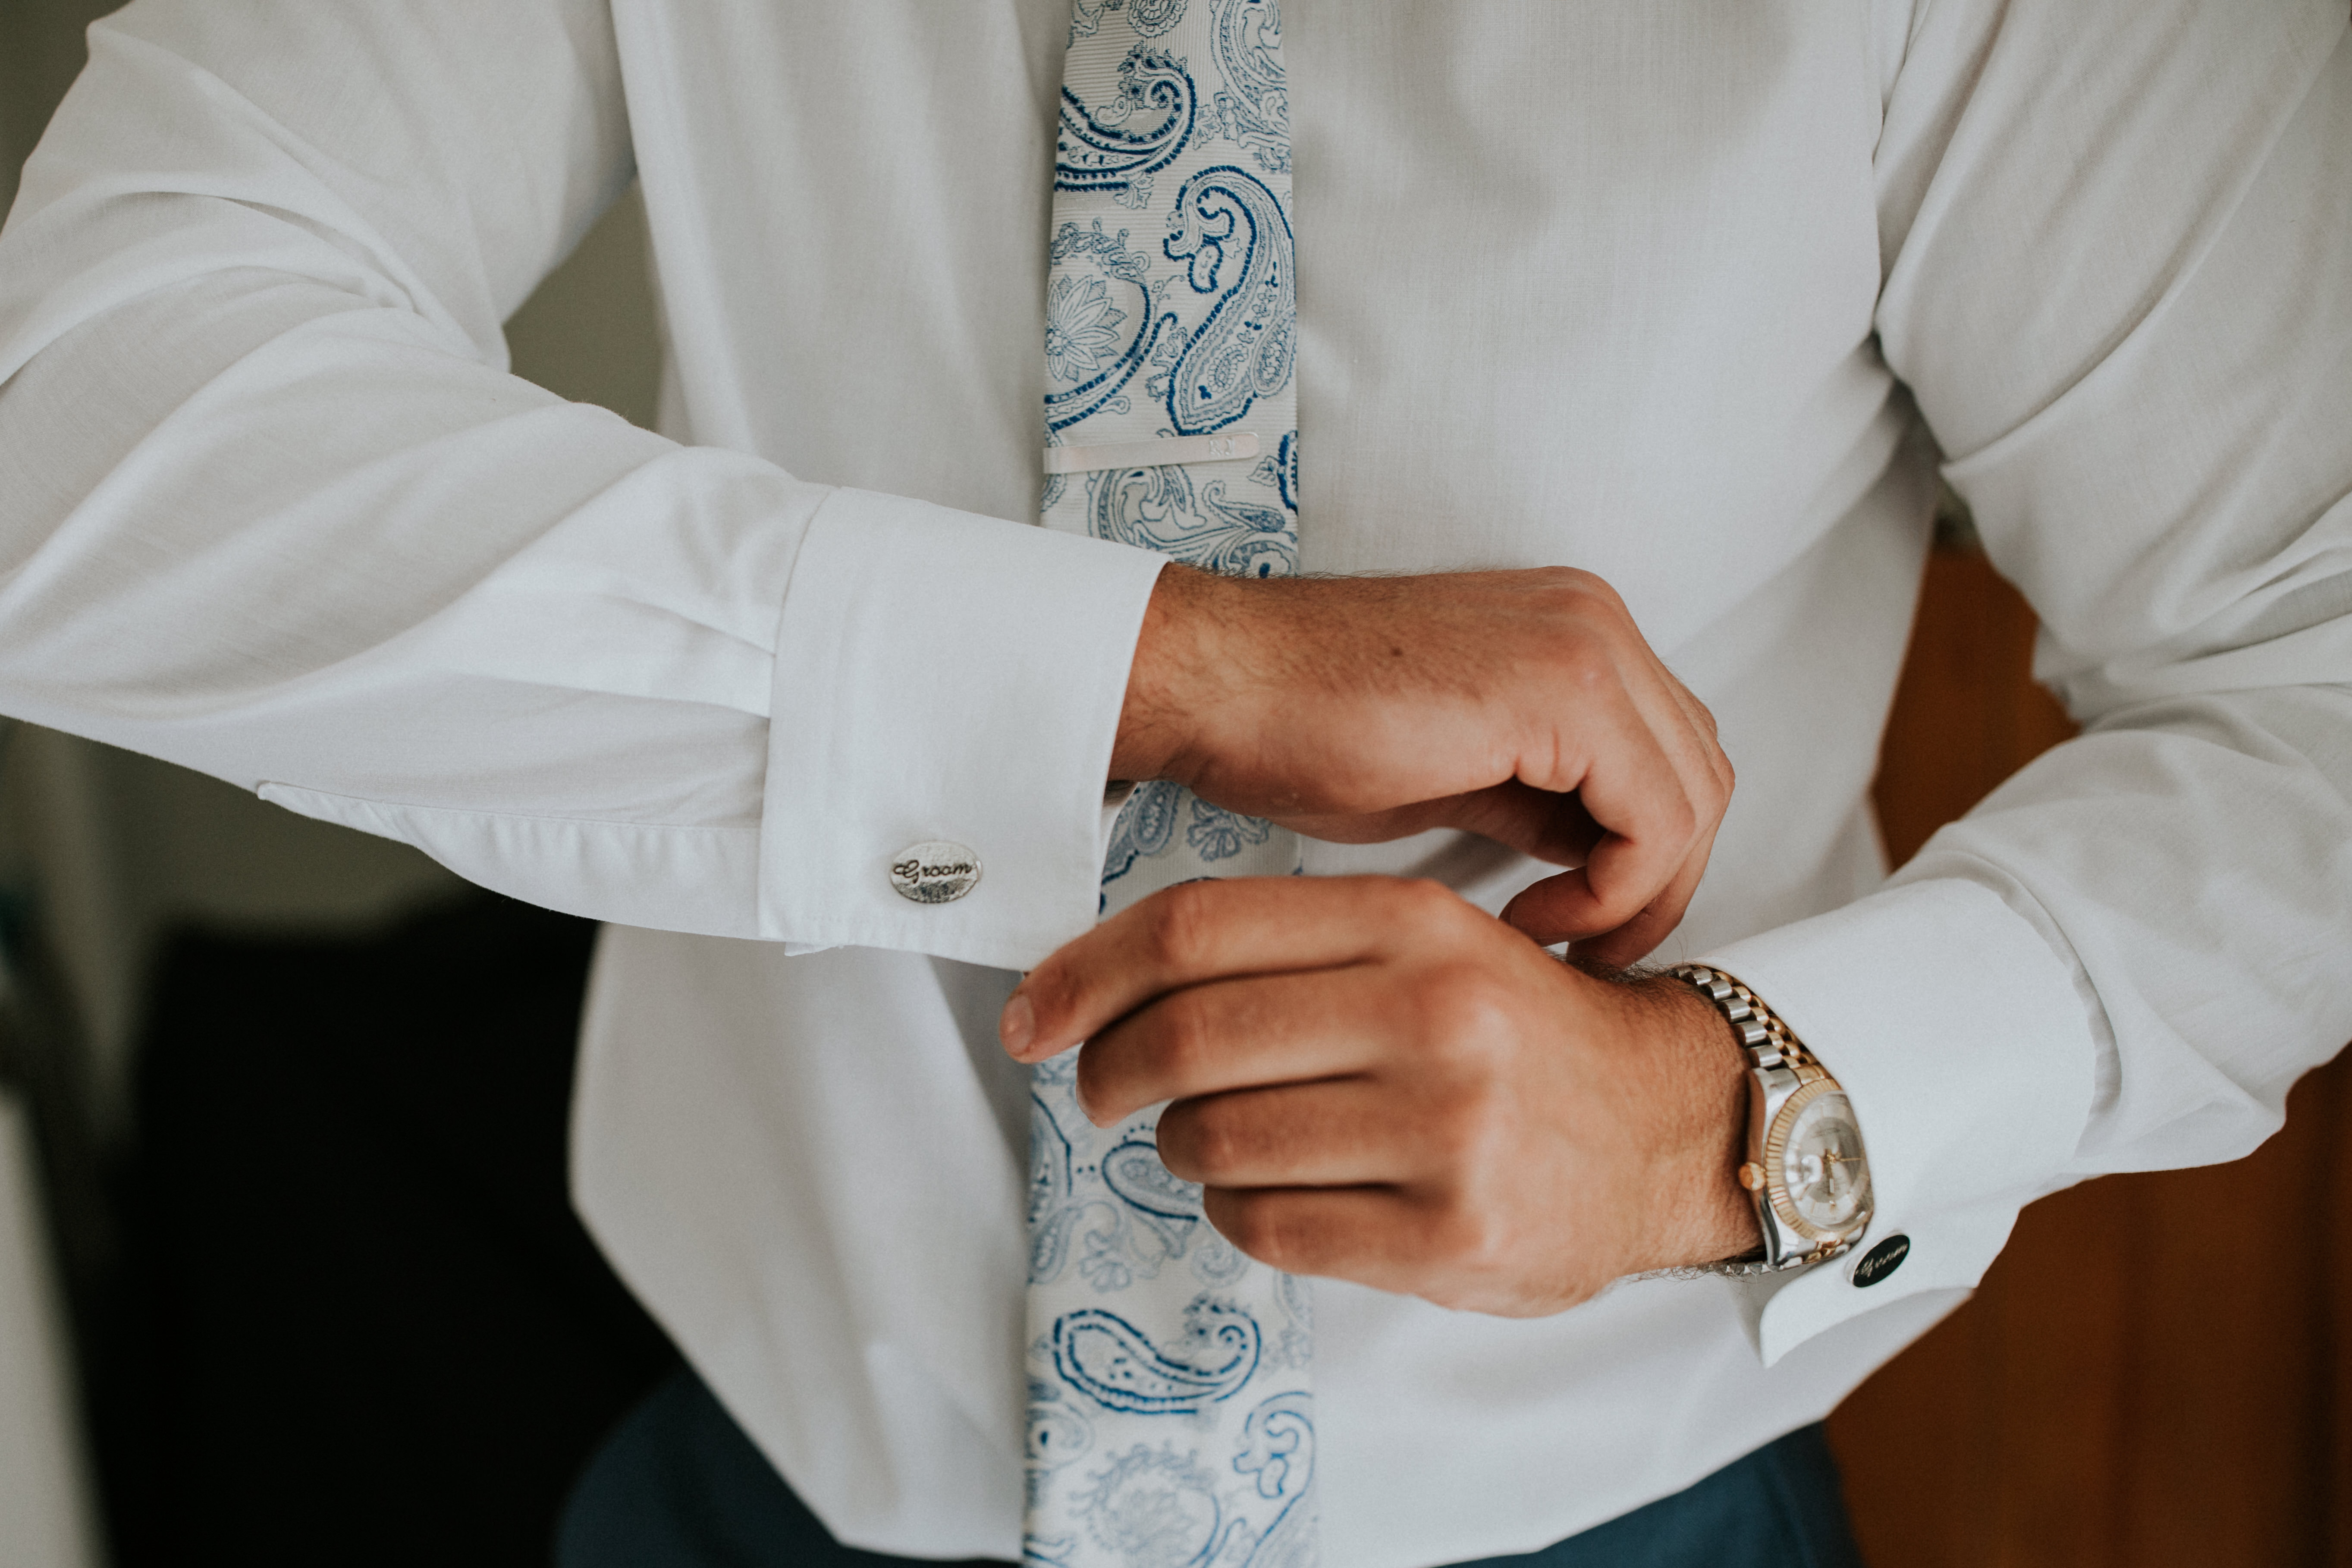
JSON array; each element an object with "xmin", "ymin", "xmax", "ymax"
[
  {"xmin": 1111, "ymin": 564, "xmax": 1245, "ymax": 787},
  {"xmin": 1622, "ymin": 972, "xmax": 1762, "ymax": 1271},
  {"xmin": 1664, "ymin": 963, "xmax": 1878, "ymax": 1275}
]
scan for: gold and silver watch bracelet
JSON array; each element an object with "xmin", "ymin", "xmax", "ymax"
[{"xmin": 1626, "ymin": 965, "xmax": 1856, "ymax": 1282}]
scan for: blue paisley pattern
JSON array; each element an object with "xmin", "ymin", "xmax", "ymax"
[
  {"xmin": 1100, "ymin": 779, "xmax": 1184, "ymax": 887},
  {"xmin": 1055, "ymin": 47, "xmax": 1196, "ymax": 201},
  {"xmin": 1102, "ymin": 1137, "xmax": 1209, "ymax": 1220},
  {"xmin": 1044, "ymin": 221, "xmax": 1179, "ymax": 434},
  {"xmin": 1251, "ymin": 430, "xmax": 1298, "ymax": 514},
  {"xmin": 1068, "ymin": 0, "xmax": 1190, "ymax": 45},
  {"xmin": 1210, "ymin": 0, "xmax": 1290, "ymax": 175},
  {"xmin": 1159, "ymin": 166, "xmax": 1294, "ymax": 434},
  {"xmin": 1034, "ymin": 1, "xmax": 1310, "ymax": 1561},
  {"xmin": 1052, "ymin": 1300, "xmax": 1261, "ymax": 1414},
  {"xmin": 1086, "ymin": 463, "xmax": 1294, "ymax": 578},
  {"xmin": 1186, "ymin": 796, "xmax": 1275, "ymax": 861}
]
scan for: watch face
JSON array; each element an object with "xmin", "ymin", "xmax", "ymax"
[{"xmin": 1768, "ymin": 1084, "xmax": 1872, "ymax": 1240}]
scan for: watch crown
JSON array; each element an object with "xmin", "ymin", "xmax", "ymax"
[{"xmin": 1738, "ymin": 1162, "xmax": 1766, "ymax": 1192}]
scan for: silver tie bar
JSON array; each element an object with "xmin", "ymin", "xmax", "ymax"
[{"xmin": 1041, "ymin": 431, "xmax": 1261, "ymax": 474}]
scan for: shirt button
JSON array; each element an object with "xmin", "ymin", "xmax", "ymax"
[{"xmin": 889, "ymin": 841, "xmax": 982, "ymax": 905}]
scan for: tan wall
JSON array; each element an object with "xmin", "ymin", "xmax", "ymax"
[{"xmin": 1843, "ymin": 547, "xmax": 2352, "ymax": 1567}]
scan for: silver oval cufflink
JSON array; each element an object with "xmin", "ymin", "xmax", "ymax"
[{"xmin": 889, "ymin": 841, "xmax": 982, "ymax": 905}]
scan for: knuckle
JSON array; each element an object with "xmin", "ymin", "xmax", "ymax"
[
  {"xmin": 1389, "ymin": 876, "xmax": 1462, "ymax": 927},
  {"xmin": 1175, "ymin": 1099, "xmax": 1245, "ymax": 1179},
  {"xmin": 1219, "ymin": 1196, "xmax": 1294, "ymax": 1269},
  {"xmin": 1548, "ymin": 632, "xmax": 1613, "ymax": 692},
  {"xmin": 1532, "ymin": 564, "xmax": 1605, "ymax": 600},
  {"xmin": 1021, "ymin": 963, "xmax": 1078, "ymax": 1031},
  {"xmin": 1155, "ymin": 993, "xmax": 1215, "ymax": 1083},
  {"xmin": 1695, "ymin": 736, "xmax": 1733, "ymax": 795},
  {"xmin": 1433, "ymin": 1087, "xmax": 1506, "ymax": 1168},
  {"xmin": 1689, "ymin": 692, "xmax": 1724, "ymax": 740},
  {"xmin": 1143, "ymin": 881, "xmax": 1216, "ymax": 969},
  {"xmin": 1153, "ymin": 1100, "xmax": 1206, "ymax": 1178},
  {"xmin": 1539, "ymin": 565, "xmax": 1628, "ymax": 622},
  {"xmin": 1416, "ymin": 962, "xmax": 1513, "ymax": 1067},
  {"xmin": 1427, "ymin": 1200, "xmax": 1513, "ymax": 1274}
]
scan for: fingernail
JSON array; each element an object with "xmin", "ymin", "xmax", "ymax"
[{"xmin": 999, "ymin": 993, "xmax": 1036, "ymax": 1056}]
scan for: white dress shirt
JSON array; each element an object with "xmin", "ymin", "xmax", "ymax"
[{"xmin": 2, "ymin": 2, "xmax": 2348, "ymax": 1562}]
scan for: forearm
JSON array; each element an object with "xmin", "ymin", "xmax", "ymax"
[
  {"xmin": 0, "ymin": 269, "xmax": 804, "ymax": 933},
  {"xmin": 0, "ymin": 2, "xmax": 801, "ymax": 930},
  {"xmin": 0, "ymin": 6, "xmax": 1168, "ymax": 952}
]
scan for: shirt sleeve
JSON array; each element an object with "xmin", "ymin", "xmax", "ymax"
[
  {"xmin": 0, "ymin": 0, "xmax": 1162, "ymax": 957},
  {"xmin": 1708, "ymin": 0, "xmax": 2352, "ymax": 1362}
]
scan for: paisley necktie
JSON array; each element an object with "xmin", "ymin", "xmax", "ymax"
[{"xmin": 1027, "ymin": 3, "xmax": 1316, "ymax": 1564}]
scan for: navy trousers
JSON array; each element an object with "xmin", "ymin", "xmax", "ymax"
[{"xmin": 556, "ymin": 1368, "xmax": 1866, "ymax": 1568}]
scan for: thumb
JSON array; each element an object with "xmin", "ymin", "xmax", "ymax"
[{"xmin": 1436, "ymin": 780, "xmax": 1605, "ymax": 867}]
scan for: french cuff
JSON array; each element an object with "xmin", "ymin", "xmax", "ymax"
[
  {"xmin": 1696, "ymin": 877, "xmax": 2098, "ymax": 1365},
  {"xmin": 760, "ymin": 488, "xmax": 1167, "ymax": 971}
]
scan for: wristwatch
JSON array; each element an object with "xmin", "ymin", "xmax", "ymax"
[{"xmin": 1667, "ymin": 964, "xmax": 1874, "ymax": 1277}]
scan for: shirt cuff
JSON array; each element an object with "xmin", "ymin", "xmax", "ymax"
[
  {"xmin": 759, "ymin": 488, "xmax": 1168, "ymax": 970},
  {"xmin": 1696, "ymin": 877, "xmax": 2098, "ymax": 1364}
]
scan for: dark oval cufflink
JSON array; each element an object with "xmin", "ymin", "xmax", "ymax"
[{"xmin": 1849, "ymin": 1233, "xmax": 1911, "ymax": 1288}]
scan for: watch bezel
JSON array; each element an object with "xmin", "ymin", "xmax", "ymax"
[{"xmin": 1760, "ymin": 1078, "xmax": 1870, "ymax": 1244}]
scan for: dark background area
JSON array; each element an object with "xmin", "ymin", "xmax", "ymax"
[
  {"xmin": 2, "ymin": 3, "xmax": 675, "ymax": 1561},
  {"xmin": 100, "ymin": 898, "xmax": 677, "ymax": 1566}
]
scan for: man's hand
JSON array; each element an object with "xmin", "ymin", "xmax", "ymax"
[
  {"xmin": 999, "ymin": 876, "xmax": 1759, "ymax": 1315},
  {"xmin": 1112, "ymin": 566, "xmax": 1731, "ymax": 966}
]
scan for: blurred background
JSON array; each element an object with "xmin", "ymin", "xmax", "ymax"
[
  {"xmin": 0, "ymin": 7, "xmax": 677, "ymax": 1566},
  {"xmin": 0, "ymin": 5, "xmax": 2346, "ymax": 1566}
]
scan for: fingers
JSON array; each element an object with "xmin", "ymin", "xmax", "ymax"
[
  {"xmin": 1201, "ymin": 1186, "xmax": 1539, "ymax": 1313},
  {"xmin": 1573, "ymin": 669, "xmax": 1732, "ymax": 958},
  {"xmin": 1423, "ymin": 779, "xmax": 1606, "ymax": 869},
  {"xmin": 1503, "ymin": 817, "xmax": 1713, "ymax": 955},
  {"xmin": 1201, "ymin": 1186, "xmax": 1416, "ymax": 1292},
  {"xmin": 1004, "ymin": 875, "xmax": 1468, "ymax": 1063},
  {"xmin": 1580, "ymin": 811, "xmax": 1724, "ymax": 966},
  {"xmin": 1507, "ymin": 652, "xmax": 1730, "ymax": 953},
  {"xmin": 1507, "ymin": 811, "xmax": 1721, "ymax": 965},
  {"xmin": 1154, "ymin": 1078, "xmax": 1403, "ymax": 1187},
  {"xmin": 1274, "ymin": 779, "xmax": 1599, "ymax": 864},
  {"xmin": 1076, "ymin": 968, "xmax": 1392, "ymax": 1124}
]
